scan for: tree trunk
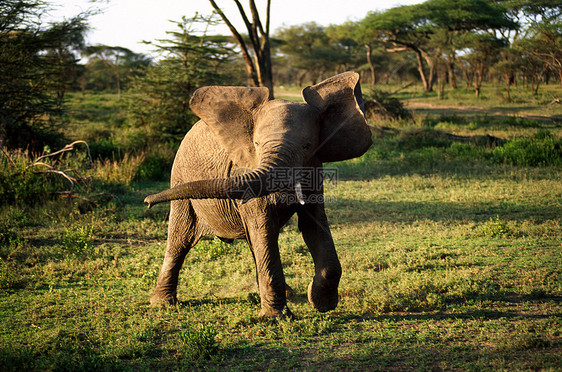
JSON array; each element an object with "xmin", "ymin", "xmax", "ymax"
[
  {"xmin": 209, "ymin": 0, "xmax": 274, "ymax": 96},
  {"xmin": 365, "ymin": 44, "xmax": 376, "ymax": 85},
  {"xmin": 503, "ymin": 73, "xmax": 512, "ymax": 102},
  {"xmin": 414, "ymin": 49, "xmax": 431, "ymax": 92},
  {"xmin": 437, "ymin": 63, "xmax": 445, "ymax": 100},
  {"xmin": 447, "ymin": 58, "xmax": 457, "ymax": 89}
]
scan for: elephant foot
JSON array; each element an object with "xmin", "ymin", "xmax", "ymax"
[
  {"xmin": 307, "ymin": 282, "xmax": 338, "ymax": 312},
  {"xmin": 150, "ymin": 289, "xmax": 178, "ymax": 307},
  {"xmin": 259, "ymin": 305, "xmax": 294, "ymax": 320},
  {"xmin": 307, "ymin": 267, "xmax": 341, "ymax": 312}
]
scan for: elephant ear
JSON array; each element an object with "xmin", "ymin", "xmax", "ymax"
[
  {"xmin": 190, "ymin": 86, "xmax": 270, "ymax": 168},
  {"xmin": 302, "ymin": 71, "xmax": 372, "ymax": 162}
]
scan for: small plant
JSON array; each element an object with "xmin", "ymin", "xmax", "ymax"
[
  {"xmin": 479, "ymin": 216, "xmax": 512, "ymax": 238},
  {"xmin": 178, "ymin": 324, "xmax": 219, "ymax": 361},
  {"xmin": 198, "ymin": 237, "xmax": 240, "ymax": 260},
  {"xmin": 62, "ymin": 222, "xmax": 95, "ymax": 258}
]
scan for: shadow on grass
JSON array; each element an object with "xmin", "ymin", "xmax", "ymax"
[{"xmin": 328, "ymin": 197, "xmax": 562, "ymax": 226}]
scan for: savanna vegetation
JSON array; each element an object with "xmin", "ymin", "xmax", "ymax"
[{"xmin": 1, "ymin": 0, "xmax": 561, "ymax": 370}]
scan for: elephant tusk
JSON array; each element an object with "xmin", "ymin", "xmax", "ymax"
[{"xmin": 295, "ymin": 182, "xmax": 305, "ymax": 205}]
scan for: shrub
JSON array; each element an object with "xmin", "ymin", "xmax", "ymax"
[
  {"xmin": 134, "ymin": 147, "xmax": 174, "ymax": 181},
  {"xmin": 479, "ymin": 216, "xmax": 513, "ymax": 238},
  {"xmin": 179, "ymin": 324, "xmax": 219, "ymax": 361},
  {"xmin": 62, "ymin": 222, "xmax": 95, "ymax": 258},
  {"xmin": 363, "ymin": 89, "xmax": 412, "ymax": 121},
  {"xmin": 0, "ymin": 150, "xmax": 61, "ymax": 205},
  {"xmin": 493, "ymin": 130, "xmax": 562, "ymax": 166}
]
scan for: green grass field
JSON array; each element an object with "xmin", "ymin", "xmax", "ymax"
[{"xmin": 1, "ymin": 85, "xmax": 561, "ymax": 370}]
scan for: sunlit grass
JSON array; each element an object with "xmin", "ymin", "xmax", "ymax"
[{"xmin": 1, "ymin": 91, "xmax": 561, "ymax": 370}]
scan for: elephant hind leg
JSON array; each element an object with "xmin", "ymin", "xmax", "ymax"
[{"xmin": 151, "ymin": 199, "xmax": 202, "ymax": 307}]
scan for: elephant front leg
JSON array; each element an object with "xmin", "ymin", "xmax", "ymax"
[
  {"xmin": 298, "ymin": 201, "xmax": 342, "ymax": 312},
  {"xmin": 241, "ymin": 203, "xmax": 291, "ymax": 318}
]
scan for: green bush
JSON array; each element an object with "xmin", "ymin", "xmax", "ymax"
[
  {"xmin": 364, "ymin": 89, "xmax": 412, "ymax": 121},
  {"xmin": 493, "ymin": 130, "xmax": 562, "ymax": 166},
  {"xmin": 479, "ymin": 216, "xmax": 514, "ymax": 238},
  {"xmin": 179, "ymin": 324, "xmax": 219, "ymax": 361},
  {"xmin": 0, "ymin": 151, "xmax": 61, "ymax": 205},
  {"xmin": 134, "ymin": 147, "xmax": 174, "ymax": 181},
  {"xmin": 62, "ymin": 222, "xmax": 95, "ymax": 258}
]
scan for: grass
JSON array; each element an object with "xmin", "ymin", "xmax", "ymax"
[{"xmin": 1, "ymin": 87, "xmax": 561, "ymax": 370}]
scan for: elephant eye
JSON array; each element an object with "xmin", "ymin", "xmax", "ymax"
[
  {"xmin": 254, "ymin": 141, "xmax": 259, "ymax": 146},
  {"xmin": 303, "ymin": 142, "xmax": 312, "ymax": 150}
]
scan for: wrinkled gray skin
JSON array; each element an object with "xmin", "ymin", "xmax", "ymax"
[{"xmin": 144, "ymin": 72, "xmax": 372, "ymax": 318}]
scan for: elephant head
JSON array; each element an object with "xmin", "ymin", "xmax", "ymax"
[{"xmin": 144, "ymin": 71, "xmax": 372, "ymax": 207}]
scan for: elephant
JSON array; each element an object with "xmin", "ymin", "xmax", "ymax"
[{"xmin": 144, "ymin": 71, "xmax": 372, "ymax": 318}]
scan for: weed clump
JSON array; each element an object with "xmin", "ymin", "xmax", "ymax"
[
  {"xmin": 179, "ymin": 324, "xmax": 219, "ymax": 361},
  {"xmin": 479, "ymin": 216, "xmax": 514, "ymax": 238},
  {"xmin": 62, "ymin": 222, "xmax": 95, "ymax": 258}
]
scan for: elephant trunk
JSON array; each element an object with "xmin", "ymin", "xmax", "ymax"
[{"xmin": 144, "ymin": 149, "xmax": 297, "ymax": 208}]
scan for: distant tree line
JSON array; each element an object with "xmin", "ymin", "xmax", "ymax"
[
  {"xmin": 274, "ymin": 0, "xmax": 562, "ymax": 101},
  {"xmin": 2, "ymin": 0, "xmax": 561, "ymax": 152}
]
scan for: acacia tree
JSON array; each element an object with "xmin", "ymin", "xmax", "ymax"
[
  {"xmin": 362, "ymin": 0, "xmax": 516, "ymax": 93},
  {"xmin": 275, "ymin": 22, "xmax": 357, "ymax": 86},
  {"xmin": 486, "ymin": 1, "xmax": 562, "ymax": 97},
  {"xmin": 362, "ymin": 5, "xmax": 436, "ymax": 92},
  {"xmin": 462, "ymin": 33, "xmax": 507, "ymax": 97},
  {"xmin": 508, "ymin": 1, "xmax": 562, "ymax": 90},
  {"xmin": 353, "ymin": 17, "xmax": 384, "ymax": 85},
  {"xmin": 208, "ymin": 0, "xmax": 274, "ymax": 97},
  {"xmin": 82, "ymin": 45, "xmax": 150, "ymax": 99},
  {"xmin": 0, "ymin": 0, "xmax": 89, "ymax": 151},
  {"xmin": 127, "ymin": 14, "xmax": 243, "ymax": 144},
  {"xmin": 326, "ymin": 22, "xmax": 370, "ymax": 81},
  {"xmin": 530, "ymin": 22, "xmax": 562, "ymax": 88}
]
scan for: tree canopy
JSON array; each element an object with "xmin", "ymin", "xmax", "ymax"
[{"xmin": 0, "ymin": 0, "xmax": 89, "ymax": 151}]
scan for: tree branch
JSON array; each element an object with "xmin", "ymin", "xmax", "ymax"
[
  {"xmin": 208, "ymin": 0, "xmax": 258, "ymax": 85},
  {"xmin": 34, "ymin": 140, "xmax": 92, "ymax": 165},
  {"xmin": 249, "ymin": 0, "xmax": 266, "ymax": 37}
]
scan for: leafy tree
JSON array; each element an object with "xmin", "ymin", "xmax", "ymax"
[
  {"xmin": 362, "ymin": 0, "xmax": 516, "ymax": 93},
  {"xmin": 461, "ymin": 33, "xmax": 507, "ymax": 97},
  {"xmin": 0, "ymin": 0, "xmax": 89, "ymax": 151},
  {"xmin": 127, "ymin": 14, "xmax": 244, "ymax": 145},
  {"xmin": 326, "ymin": 22, "xmax": 367, "ymax": 76},
  {"xmin": 362, "ymin": 4, "xmax": 436, "ymax": 92},
  {"xmin": 492, "ymin": 0, "xmax": 562, "ymax": 95},
  {"xmin": 528, "ymin": 21, "xmax": 562, "ymax": 88},
  {"xmin": 275, "ymin": 22, "xmax": 352, "ymax": 85},
  {"xmin": 353, "ymin": 17, "xmax": 386, "ymax": 85},
  {"xmin": 83, "ymin": 45, "xmax": 151, "ymax": 98}
]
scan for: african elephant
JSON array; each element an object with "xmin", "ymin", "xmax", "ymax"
[{"xmin": 144, "ymin": 71, "xmax": 372, "ymax": 318}]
